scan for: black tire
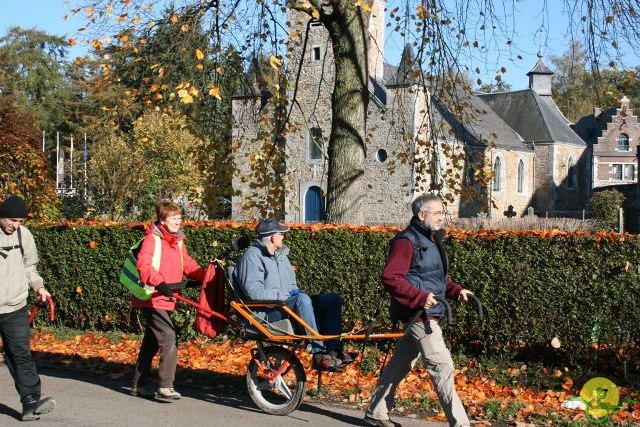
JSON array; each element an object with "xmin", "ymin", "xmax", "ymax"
[{"xmin": 246, "ymin": 346, "xmax": 307, "ymax": 415}]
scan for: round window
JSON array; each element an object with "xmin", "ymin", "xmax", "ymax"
[{"xmin": 376, "ymin": 149, "xmax": 388, "ymax": 163}]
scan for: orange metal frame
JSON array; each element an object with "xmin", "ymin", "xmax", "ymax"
[{"xmin": 229, "ymin": 300, "xmax": 405, "ymax": 343}]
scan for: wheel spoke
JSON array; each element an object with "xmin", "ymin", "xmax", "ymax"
[
  {"xmin": 273, "ymin": 375, "xmax": 293, "ymax": 399},
  {"xmin": 255, "ymin": 379, "xmax": 272, "ymax": 391}
]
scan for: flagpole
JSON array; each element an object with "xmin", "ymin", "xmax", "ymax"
[
  {"xmin": 84, "ymin": 133, "xmax": 88, "ymax": 201},
  {"xmin": 55, "ymin": 132, "xmax": 60, "ymax": 191},
  {"xmin": 70, "ymin": 135, "xmax": 74, "ymax": 189}
]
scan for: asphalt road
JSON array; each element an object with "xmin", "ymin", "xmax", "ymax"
[{"xmin": 0, "ymin": 363, "xmax": 447, "ymax": 426}]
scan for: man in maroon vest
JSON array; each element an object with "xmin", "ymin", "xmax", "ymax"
[{"xmin": 365, "ymin": 193, "xmax": 473, "ymax": 427}]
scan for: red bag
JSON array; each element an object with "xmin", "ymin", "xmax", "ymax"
[{"xmin": 194, "ymin": 263, "xmax": 227, "ymax": 338}]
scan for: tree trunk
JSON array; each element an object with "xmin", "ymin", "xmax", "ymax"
[{"xmin": 324, "ymin": 5, "xmax": 368, "ymax": 224}]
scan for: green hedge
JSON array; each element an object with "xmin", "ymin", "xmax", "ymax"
[{"xmin": 29, "ymin": 224, "xmax": 640, "ymax": 366}]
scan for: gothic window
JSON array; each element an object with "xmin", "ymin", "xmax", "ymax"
[
  {"xmin": 492, "ymin": 156, "xmax": 502, "ymax": 192},
  {"xmin": 308, "ymin": 127, "xmax": 323, "ymax": 161},
  {"xmin": 517, "ymin": 159, "xmax": 525, "ymax": 193},
  {"xmin": 567, "ymin": 157, "xmax": 577, "ymax": 189},
  {"xmin": 618, "ymin": 134, "xmax": 629, "ymax": 151},
  {"xmin": 466, "ymin": 167, "xmax": 475, "ymax": 186}
]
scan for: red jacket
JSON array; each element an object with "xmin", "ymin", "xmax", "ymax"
[{"xmin": 132, "ymin": 223, "xmax": 205, "ymax": 311}]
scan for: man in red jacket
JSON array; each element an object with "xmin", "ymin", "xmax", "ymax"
[
  {"xmin": 365, "ymin": 193, "xmax": 472, "ymax": 427},
  {"xmin": 130, "ymin": 201, "xmax": 205, "ymax": 400}
]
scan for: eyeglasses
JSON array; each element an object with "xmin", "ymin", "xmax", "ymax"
[{"xmin": 423, "ymin": 210, "xmax": 445, "ymax": 217}]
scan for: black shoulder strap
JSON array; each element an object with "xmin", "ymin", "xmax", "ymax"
[{"xmin": 17, "ymin": 226, "xmax": 24, "ymax": 257}]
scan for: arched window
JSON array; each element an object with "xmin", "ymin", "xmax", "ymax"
[
  {"xmin": 304, "ymin": 186, "xmax": 326, "ymax": 223},
  {"xmin": 618, "ymin": 134, "xmax": 629, "ymax": 151},
  {"xmin": 567, "ymin": 157, "xmax": 576, "ymax": 189},
  {"xmin": 517, "ymin": 159, "xmax": 525, "ymax": 193},
  {"xmin": 492, "ymin": 157, "xmax": 502, "ymax": 192}
]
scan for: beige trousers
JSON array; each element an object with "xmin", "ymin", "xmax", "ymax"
[{"xmin": 365, "ymin": 320, "xmax": 470, "ymax": 427}]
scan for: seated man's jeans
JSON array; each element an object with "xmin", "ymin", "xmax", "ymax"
[{"xmin": 265, "ymin": 292, "xmax": 343, "ymax": 354}]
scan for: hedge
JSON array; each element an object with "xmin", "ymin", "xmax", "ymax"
[{"xmin": 27, "ymin": 222, "xmax": 640, "ymax": 367}]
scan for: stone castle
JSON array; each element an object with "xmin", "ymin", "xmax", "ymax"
[{"xmin": 231, "ymin": 1, "xmax": 589, "ymax": 224}]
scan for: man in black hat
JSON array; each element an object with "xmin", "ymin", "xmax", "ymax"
[
  {"xmin": 0, "ymin": 195, "xmax": 56, "ymax": 420},
  {"xmin": 234, "ymin": 218, "xmax": 352, "ymax": 370}
]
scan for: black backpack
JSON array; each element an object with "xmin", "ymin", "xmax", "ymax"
[{"xmin": 0, "ymin": 227, "xmax": 24, "ymax": 259}]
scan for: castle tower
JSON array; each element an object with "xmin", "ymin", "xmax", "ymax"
[{"xmin": 367, "ymin": 0, "xmax": 386, "ymax": 81}]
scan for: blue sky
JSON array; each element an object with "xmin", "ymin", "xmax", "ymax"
[{"xmin": 1, "ymin": 1, "xmax": 637, "ymax": 90}]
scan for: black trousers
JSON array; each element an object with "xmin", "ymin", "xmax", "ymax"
[{"xmin": 0, "ymin": 307, "xmax": 41, "ymax": 402}]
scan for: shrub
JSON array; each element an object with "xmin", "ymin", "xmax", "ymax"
[
  {"xmin": 589, "ymin": 189, "xmax": 625, "ymax": 231},
  {"xmin": 27, "ymin": 222, "xmax": 640, "ymax": 370}
]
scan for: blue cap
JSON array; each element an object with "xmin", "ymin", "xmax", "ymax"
[{"xmin": 256, "ymin": 219, "xmax": 290, "ymax": 237}]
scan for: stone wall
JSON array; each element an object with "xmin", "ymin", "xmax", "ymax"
[{"xmin": 488, "ymin": 149, "xmax": 535, "ymax": 217}]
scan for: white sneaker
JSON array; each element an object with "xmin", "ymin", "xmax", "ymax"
[{"xmin": 157, "ymin": 387, "xmax": 181, "ymax": 399}]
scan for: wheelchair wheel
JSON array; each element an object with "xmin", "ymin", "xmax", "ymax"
[{"xmin": 246, "ymin": 345, "xmax": 306, "ymax": 415}]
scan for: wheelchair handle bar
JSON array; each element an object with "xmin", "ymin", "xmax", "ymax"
[{"xmin": 28, "ymin": 296, "xmax": 55, "ymax": 324}]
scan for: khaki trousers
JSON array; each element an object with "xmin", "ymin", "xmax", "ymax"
[{"xmin": 366, "ymin": 320, "xmax": 470, "ymax": 427}]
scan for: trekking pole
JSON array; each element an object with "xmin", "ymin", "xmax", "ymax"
[{"xmin": 467, "ymin": 294, "xmax": 484, "ymax": 321}]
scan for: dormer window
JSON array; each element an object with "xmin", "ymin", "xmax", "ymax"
[{"xmin": 618, "ymin": 134, "xmax": 629, "ymax": 151}]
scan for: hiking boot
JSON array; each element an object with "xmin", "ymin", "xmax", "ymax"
[
  {"xmin": 157, "ymin": 387, "xmax": 181, "ymax": 399},
  {"xmin": 130, "ymin": 384, "xmax": 155, "ymax": 398},
  {"xmin": 331, "ymin": 350, "xmax": 357, "ymax": 365},
  {"xmin": 364, "ymin": 415, "xmax": 397, "ymax": 427},
  {"xmin": 21, "ymin": 395, "xmax": 56, "ymax": 421},
  {"xmin": 312, "ymin": 351, "xmax": 341, "ymax": 370}
]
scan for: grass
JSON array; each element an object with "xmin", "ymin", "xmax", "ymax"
[
  {"xmin": 35, "ymin": 326, "xmax": 142, "ymax": 343},
  {"xmin": 482, "ymin": 399, "xmax": 526, "ymax": 422}
]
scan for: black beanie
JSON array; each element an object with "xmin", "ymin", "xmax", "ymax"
[{"xmin": 0, "ymin": 195, "xmax": 28, "ymax": 218}]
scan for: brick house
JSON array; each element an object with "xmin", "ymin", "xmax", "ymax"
[{"xmin": 573, "ymin": 96, "xmax": 640, "ymax": 190}]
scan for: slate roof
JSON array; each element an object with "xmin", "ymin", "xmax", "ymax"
[
  {"xmin": 431, "ymin": 90, "xmax": 530, "ymax": 152},
  {"xmin": 385, "ymin": 44, "xmax": 419, "ymax": 86},
  {"xmin": 478, "ymin": 89, "xmax": 586, "ymax": 146},
  {"xmin": 527, "ymin": 57, "xmax": 554, "ymax": 75}
]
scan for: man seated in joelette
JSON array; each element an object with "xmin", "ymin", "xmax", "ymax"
[{"xmin": 234, "ymin": 219, "xmax": 352, "ymax": 370}]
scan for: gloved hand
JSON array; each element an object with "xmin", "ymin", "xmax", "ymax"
[
  {"xmin": 156, "ymin": 283, "xmax": 173, "ymax": 297},
  {"xmin": 185, "ymin": 280, "xmax": 201, "ymax": 289},
  {"xmin": 289, "ymin": 288, "xmax": 305, "ymax": 297}
]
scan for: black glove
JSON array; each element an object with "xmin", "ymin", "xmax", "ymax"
[
  {"xmin": 185, "ymin": 280, "xmax": 201, "ymax": 289},
  {"xmin": 156, "ymin": 283, "xmax": 173, "ymax": 297}
]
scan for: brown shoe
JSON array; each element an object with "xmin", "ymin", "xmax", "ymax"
[
  {"xmin": 364, "ymin": 415, "xmax": 397, "ymax": 427},
  {"xmin": 131, "ymin": 384, "xmax": 155, "ymax": 398}
]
